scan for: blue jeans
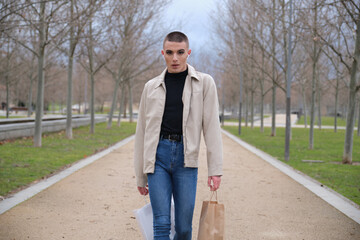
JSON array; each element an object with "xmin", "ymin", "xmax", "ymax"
[{"xmin": 147, "ymin": 138, "xmax": 198, "ymax": 240}]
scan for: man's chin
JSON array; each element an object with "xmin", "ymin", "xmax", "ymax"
[{"xmin": 168, "ymin": 66, "xmax": 184, "ymax": 73}]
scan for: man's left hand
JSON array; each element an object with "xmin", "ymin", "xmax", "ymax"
[{"xmin": 208, "ymin": 176, "xmax": 221, "ymax": 191}]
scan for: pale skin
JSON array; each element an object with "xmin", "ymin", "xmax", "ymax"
[{"xmin": 137, "ymin": 40, "xmax": 221, "ymax": 195}]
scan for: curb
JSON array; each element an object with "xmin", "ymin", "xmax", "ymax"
[
  {"xmin": 0, "ymin": 135, "xmax": 135, "ymax": 215},
  {"xmin": 221, "ymin": 129, "xmax": 360, "ymax": 224}
]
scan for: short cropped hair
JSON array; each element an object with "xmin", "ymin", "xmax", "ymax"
[{"xmin": 163, "ymin": 31, "xmax": 189, "ymax": 48}]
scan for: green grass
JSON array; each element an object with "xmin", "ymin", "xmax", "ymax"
[
  {"xmin": 297, "ymin": 116, "xmax": 358, "ymax": 127},
  {"xmin": 0, "ymin": 122, "xmax": 136, "ymax": 197},
  {"xmin": 225, "ymin": 115, "xmax": 270, "ymax": 123},
  {"xmin": 224, "ymin": 118, "xmax": 243, "ymax": 123},
  {"xmin": 223, "ymin": 126, "xmax": 360, "ymax": 205},
  {"xmin": 0, "ymin": 116, "xmax": 25, "ymax": 119}
]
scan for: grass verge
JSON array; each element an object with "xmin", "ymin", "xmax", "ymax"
[
  {"xmin": 0, "ymin": 116, "xmax": 25, "ymax": 119},
  {"xmin": 296, "ymin": 116, "xmax": 358, "ymax": 127},
  {"xmin": 0, "ymin": 122, "xmax": 136, "ymax": 197},
  {"xmin": 225, "ymin": 115, "xmax": 270, "ymax": 123},
  {"xmin": 223, "ymin": 126, "xmax": 360, "ymax": 205}
]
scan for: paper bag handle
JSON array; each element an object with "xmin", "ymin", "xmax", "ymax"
[{"xmin": 209, "ymin": 190, "xmax": 218, "ymax": 202}]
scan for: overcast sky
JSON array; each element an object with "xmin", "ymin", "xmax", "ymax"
[{"xmin": 163, "ymin": 0, "xmax": 217, "ymax": 51}]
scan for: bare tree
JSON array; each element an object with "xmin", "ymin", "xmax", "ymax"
[
  {"xmin": 104, "ymin": 0, "xmax": 167, "ymax": 129},
  {"xmin": 317, "ymin": 1, "xmax": 360, "ymax": 164},
  {"xmin": 80, "ymin": 1, "xmax": 117, "ymax": 134},
  {"xmin": 1, "ymin": 38, "xmax": 18, "ymax": 118},
  {"xmin": 63, "ymin": 0, "xmax": 100, "ymax": 139},
  {"xmin": 2, "ymin": 1, "xmax": 68, "ymax": 146}
]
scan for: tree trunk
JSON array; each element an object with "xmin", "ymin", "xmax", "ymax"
[
  {"xmin": 342, "ymin": 14, "xmax": 360, "ymax": 164},
  {"xmin": 284, "ymin": 0, "xmax": 293, "ymax": 162},
  {"xmin": 66, "ymin": 0, "xmax": 74, "ymax": 139},
  {"xmin": 245, "ymin": 91, "xmax": 248, "ymax": 127},
  {"xmin": 84, "ymin": 74, "xmax": 88, "ymax": 115},
  {"xmin": 334, "ymin": 71, "xmax": 339, "ymax": 132},
  {"xmin": 334, "ymin": 35, "xmax": 340, "ymax": 133},
  {"xmin": 260, "ymin": 48, "xmax": 265, "ymax": 133},
  {"xmin": 90, "ymin": 71, "xmax": 95, "ymax": 134},
  {"xmin": 5, "ymin": 70, "xmax": 9, "ymax": 119},
  {"xmin": 34, "ymin": 2, "xmax": 46, "ymax": 147},
  {"xmin": 88, "ymin": 20, "xmax": 95, "ymax": 134},
  {"xmin": 117, "ymin": 84, "xmax": 125, "ymax": 127},
  {"xmin": 107, "ymin": 76, "xmax": 120, "ymax": 129},
  {"xmin": 309, "ymin": 0, "xmax": 318, "ymax": 150},
  {"xmin": 301, "ymin": 85, "xmax": 308, "ymax": 128},
  {"xmin": 317, "ymin": 71, "xmax": 322, "ymax": 130},
  {"xmin": 5, "ymin": 41, "xmax": 11, "ymax": 119},
  {"xmin": 250, "ymin": 31, "xmax": 255, "ymax": 130},
  {"xmin": 260, "ymin": 86, "xmax": 264, "ymax": 133},
  {"xmin": 271, "ymin": 85, "xmax": 276, "ymax": 136},
  {"xmin": 271, "ymin": 0, "xmax": 276, "ymax": 137},
  {"xmin": 250, "ymin": 85, "xmax": 254, "ymax": 129},
  {"xmin": 238, "ymin": 102, "xmax": 242, "ymax": 134},
  {"xmin": 123, "ymin": 92, "xmax": 127, "ymax": 119},
  {"xmin": 309, "ymin": 62, "xmax": 316, "ymax": 149},
  {"xmin": 27, "ymin": 74, "xmax": 34, "ymax": 117},
  {"xmin": 128, "ymin": 81, "xmax": 133, "ymax": 123},
  {"xmin": 357, "ymin": 99, "xmax": 360, "ymax": 137},
  {"xmin": 238, "ymin": 32, "xmax": 244, "ymax": 135},
  {"xmin": 66, "ymin": 53, "xmax": 73, "ymax": 139}
]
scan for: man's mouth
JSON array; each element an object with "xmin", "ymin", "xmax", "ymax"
[{"xmin": 171, "ymin": 64, "xmax": 179, "ymax": 68}]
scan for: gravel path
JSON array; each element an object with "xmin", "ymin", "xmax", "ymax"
[{"xmin": 0, "ymin": 133, "xmax": 359, "ymax": 239}]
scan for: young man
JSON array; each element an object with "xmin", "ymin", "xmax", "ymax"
[{"xmin": 134, "ymin": 31, "xmax": 223, "ymax": 240}]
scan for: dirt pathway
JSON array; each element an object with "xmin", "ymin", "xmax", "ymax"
[{"xmin": 0, "ymin": 133, "xmax": 359, "ymax": 239}]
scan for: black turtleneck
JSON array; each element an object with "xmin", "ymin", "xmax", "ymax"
[{"xmin": 160, "ymin": 68, "xmax": 188, "ymax": 135}]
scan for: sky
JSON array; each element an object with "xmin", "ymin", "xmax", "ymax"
[{"xmin": 163, "ymin": 0, "xmax": 218, "ymax": 51}]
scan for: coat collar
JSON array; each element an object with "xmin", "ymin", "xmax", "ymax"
[{"xmin": 153, "ymin": 64, "xmax": 199, "ymax": 89}]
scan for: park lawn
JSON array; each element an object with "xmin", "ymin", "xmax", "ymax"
[
  {"xmin": 0, "ymin": 122, "xmax": 136, "ymax": 197},
  {"xmin": 225, "ymin": 118, "xmax": 243, "ymax": 123},
  {"xmin": 224, "ymin": 115, "xmax": 270, "ymax": 123},
  {"xmin": 223, "ymin": 126, "xmax": 360, "ymax": 205},
  {"xmin": 296, "ymin": 116, "xmax": 358, "ymax": 127},
  {"xmin": 0, "ymin": 116, "xmax": 25, "ymax": 119}
]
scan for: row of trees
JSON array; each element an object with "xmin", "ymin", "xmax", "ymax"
[
  {"xmin": 1, "ymin": 0, "xmax": 358, "ymax": 164},
  {"xmin": 0, "ymin": 0, "xmax": 169, "ymax": 146},
  {"xmin": 214, "ymin": 0, "xmax": 359, "ymax": 163}
]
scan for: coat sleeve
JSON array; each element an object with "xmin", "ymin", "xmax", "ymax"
[
  {"xmin": 134, "ymin": 84, "xmax": 148, "ymax": 187},
  {"xmin": 202, "ymin": 75, "xmax": 223, "ymax": 177}
]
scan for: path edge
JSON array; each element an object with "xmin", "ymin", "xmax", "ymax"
[
  {"xmin": 0, "ymin": 135, "xmax": 135, "ymax": 215},
  {"xmin": 221, "ymin": 129, "xmax": 360, "ymax": 224}
]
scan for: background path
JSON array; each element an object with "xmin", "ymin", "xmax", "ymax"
[{"xmin": 0, "ymin": 133, "xmax": 359, "ymax": 239}]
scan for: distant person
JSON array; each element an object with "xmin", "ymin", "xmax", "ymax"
[{"xmin": 134, "ymin": 31, "xmax": 223, "ymax": 240}]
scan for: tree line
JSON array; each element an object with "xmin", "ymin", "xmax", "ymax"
[
  {"xmin": 1, "ymin": 0, "xmax": 359, "ymax": 164},
  {"xmin": 213, "ymin": 0, "xmax": 359, "ymax": 164},
  {"xmin": 0, "ymin": 0, "xmax": 170, "ymax": 146}
]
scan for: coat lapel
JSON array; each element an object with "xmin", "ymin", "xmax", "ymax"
[{"xmin": 182, "ymin": 74, "xmax": 192, "ymax": 127}]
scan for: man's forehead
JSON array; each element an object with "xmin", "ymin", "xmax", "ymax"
[{"xmin": 163, "ymin": 41, "xmax": 188, "ymax": 50}]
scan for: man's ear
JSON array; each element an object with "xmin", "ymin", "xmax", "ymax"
[
  {"xmin": 161, "ymin": 49, "xmax": 165, "ymax": 56},
  {"xmin": 188, "ymin": 49, "xmax": 191, "ymax": 55}
]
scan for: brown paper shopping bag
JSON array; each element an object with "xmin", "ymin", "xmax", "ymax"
[{"xmin": 197, "ymin": 191, "xmax": 225, "ymax": 240}]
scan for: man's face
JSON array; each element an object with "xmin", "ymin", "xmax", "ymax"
[{"xmin": 161, "ymin": 41, "xmax": 191, "ymax": 73}]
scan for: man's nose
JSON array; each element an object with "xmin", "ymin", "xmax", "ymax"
[{"xmin": 172, "ymin": 54, "xmax": 178, "ymax": 61}]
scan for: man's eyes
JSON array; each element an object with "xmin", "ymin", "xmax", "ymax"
[{"xmin": 165, "ymin": 50, "xmax": 185, "ymax": 55}]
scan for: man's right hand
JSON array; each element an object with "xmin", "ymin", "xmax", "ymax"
[{"xmin": 137, "ymin": 186, "xmax": 149, "ymax": 195}]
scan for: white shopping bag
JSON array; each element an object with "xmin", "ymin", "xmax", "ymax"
[{"xmin": 134, "ymin": 197, "xmax": 176, "ymax": 240}]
